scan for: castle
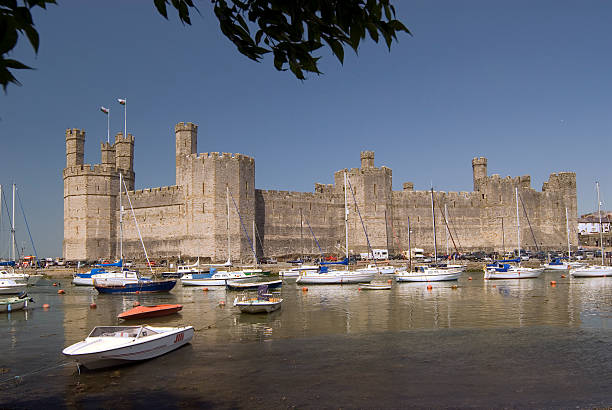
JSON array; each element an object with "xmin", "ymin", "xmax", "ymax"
[{"xmin": 63, "ymin": 122, "xmax": 578, "ymax": 262}]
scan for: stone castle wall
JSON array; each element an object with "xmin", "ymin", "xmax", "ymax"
[{"xmin": 63, "ymin": 123, "xmax": 578, "ymax": 261}]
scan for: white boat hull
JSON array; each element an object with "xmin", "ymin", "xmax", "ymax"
[
  {"xmin": 544, "ymin": 262, "xmax": 586, "ymax": 270},
  {"xmin": 181, "ymin": 278, "xmax": 228, "ymax": 286},
  {"xmin": 0, "ymin": 280, "xmax": 27, "ymax": 294},
  {"xmin": 484, "ymin": 268, "xmax": 543, "ymax": 280},
  {"xmin": 234, "ymin": 298, "xmax": 282, "ymax": 313},
  {"xmin": 295, "ymin": 270, "xmax": 374, "ymax": 284},
  {"xmin": 570, "ymin": 265, "xmax": 612, "ymax": 277},
  {"xmin": 62, "ymin": 326, "xmax": 194, "ymax": 370},
  {"xmin": 395, "ymin": 269, "xmax": 462, "ymax": 282},
  {"xmin": 359, "ymin": 284, "xmax": 391, "ymax": 290}
]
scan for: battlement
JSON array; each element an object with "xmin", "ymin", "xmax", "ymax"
[
  {"xmin": 190, "ymin": 152, "xmax": 255, "ymax": 164},
  {"xmin": 114, "ymin": 132, "xmax": 134, "ymax": 143},
  {"xmin": 543, "ymin": 171, "xmax": 576, "ymax": 192},
  {"xmin": 472, "ymin": 157, "xmax": 487, "ymax": 166},
  {"xmin": 403, "ymin": 182, "xmax": 414, "ymax": 191},
  {"xmin": 63, "ymin": 163, "xmax": 117, "ymax": 177},
  {"xmin": 122, "ymin": 185, "xmax": 183, "ymax": 209},
  {"xmin": 314, "ymin": 183, "xmax": 334, "ymax": 194},
  {"xmin": 65, "ymin": 128, "xmax": 85, "ymax": 139},
  {"xmin": 175, "ymin": 122, "xmax": 198, "ymax": 132}
]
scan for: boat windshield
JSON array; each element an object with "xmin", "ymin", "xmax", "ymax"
[{"xmin": 88, "ymin": 326, "xmax": 142, "ymax": 338}]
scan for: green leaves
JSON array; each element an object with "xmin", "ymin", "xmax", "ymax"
[
  {"xmin": 162, "ymin": 0, "xmax": 410, "ymax": 80},
  {"xmin": 0, "ymin": 0, "xmax": 56, "ymax": 91}
]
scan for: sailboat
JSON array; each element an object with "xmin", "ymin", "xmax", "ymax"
[
  {"xmin": 296, "ymin": 172, "xmax": 375, "ymax": 284},
  {"xmin": 484, "ymin": 187, "xmax": 543, "ymax": 280},
  {"xmin": 570, "ymin": 182, "xmax": 612, "ymax": 277},
  {"xmin": 94, "ymin": 173, "xmax": 176, "ymax": 294},
  {"xmin": 396, "ymin": 188, "xmax": 462, "ymax": 282},
  {"xmin": 279, "ymin": 210, "xmax": 319, "ymax": 277},
  {"xmin": 543, "ymin": 207, "xmax": 586, "ymax": 270}
]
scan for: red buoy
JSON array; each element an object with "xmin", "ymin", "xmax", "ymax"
[
  {"xmin": 468, "ymin": 277, "xmax": 473, "ymax": 280},
  {"xmin": 90, "ymin": 303, "xmax": 97, "ymax": 309},
  {"xmin": 202, "ymin": 287, "xmax": 209, "ymax": 292},
  {"xmin": 57, "ymin": 289, "xmax": 65, "ymax": 295},
  {"xmin": 427, "ymin": 284, "xmax": 433, "ymax": 290},
  {"xmin": 42, "ymin": 304, "xmax": 50, "ymax": 309},
  {"xmin": 302, "ymin": 287, "xmax": 308, "ymax": 292}
]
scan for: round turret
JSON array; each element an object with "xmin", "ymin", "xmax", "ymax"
[
  {"xmin": 65, "ymin": 128, "xmax": 85, "ymax": 167},
  {"xmin": 472, "ymin": 157, "xmax": 487, "ymax": 190}
]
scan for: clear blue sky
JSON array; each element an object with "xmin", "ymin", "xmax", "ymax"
[{"xmin": 2, "ymin": 0, "xmax": 612, "ymax": 257}]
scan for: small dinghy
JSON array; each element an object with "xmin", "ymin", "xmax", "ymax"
[
  {"xmin": 118, "ymin": 304, "xmax": 183, "ymax": 320},
  {"xmin": 233, "ymin": 285, "xmax": 282, "ymax": 313},
  {"xmin": 0, "ymin": 279, "xmax": 27, "ymax": 295},
  {"xmin": 226, "ymin": 279, "xmax": 282, "ymax": 291},
  {"xmin": 0, "ymin": 293, "xmax": 33, "ymax": 313},
  {"xmin": 359, "ymin": 283, "xmax": 392, "ymax": 290},
  {"xmin": 62, "ymin": 325, "xmax": 194, "ymax": 370}
]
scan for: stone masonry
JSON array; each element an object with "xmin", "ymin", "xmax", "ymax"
[{"xmin": 63, "ymin": 123, "xmax": 578, "ymax": 261}]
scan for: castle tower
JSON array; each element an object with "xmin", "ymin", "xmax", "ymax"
[
  {"xmin": 175, "ymin": 122, "xmax": 198, "ymax": 186},
  {"xmin": 361, "ymin": 151, "xmax": 375, "ymax": 169},
  {"xmin": 65, "ymin": 129, "xmax": 85, "ymax": 167},
  {"xmin": 472, "ymin": 157, "xmax": 488, "ymax": 191},
  {"xmin": 64, "ymin": 129, "xmax": 119, "ymax": 261},
  {"xmin": 101, "ymin": 142, "xmax": 116, "ymax": 166},
  {"xmin": 115, "ymin": 132, "xmax": 135, "ymax": 190}
]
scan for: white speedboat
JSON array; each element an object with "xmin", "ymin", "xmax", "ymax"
[
  {"xmin": 0, "ymin": 279, "xmax": 27, "ymax": 294},
  {"xmin": 279, "ymin": 265, "xmax": 319, "ymax": 277},
  {"xmin": 73, "ymin": 268, "xmax": 148, "ymax": 286},
  {"xmin": 295, "ymin": 267, "xmax": 374, "ymax": 284},
  {"xmin": 62, "ymin": 325, "xmax": 194, "ymax": 370},
  {"xmin": 359, "ymin": 283, "xmax": 391, "ymax": 290},
  {"xmin": 570, "ymin": 265, "xmax": 612, "ymax": 277},
  {"xmin": 181, "ymin": 268, "xmax": 252, "ymax": 286},
  {"xmin": 484, "ymin": 261, "xmax": 543, "ymax": 280},
  {"xmin": 543, "ymin": 258, "xmax": 586, "ymax": 270},
  {"xmin": 357, "ymin": 264, "xmax": 396, "ymax": 274},
  {"xmin": 0, "ymin": 270, "xmax": 29, "ymax": 284},
  {"xmin": 395, "ymin": 266, "xmax": 462, "ymax": 282}
]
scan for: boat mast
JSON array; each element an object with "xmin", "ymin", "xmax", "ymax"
[
  {"xmin": 501, "ymin": 217, "xmax": 505, "ymax": 256},
  {"xmin": 515, "ymin": 187, "xmax": 520, "ymax": 265},
  {"xmin": 445, "ymin": 203, "xmax": 449, "ymax": 257},
  {"xmin": 253, "ymin": 219, "xmax": 257, "ymax": 267},
  {"xmin": 119, "ymin": 173, "xmax": 124, "ymax": 262},
  {"xmin": 407, "ymin": 216, "xmax": 412, "ymax": 271},
  {"xmin": 565, "ymin": 207, "xmax": 571, "ymax": 260},
  {"xmin": 344, "ymin": 172, "xmax": 349, "ymax": 269},
  {"xmin": 11, "ymin": 183, "xmax": 15, "ymax": 263},
  {"xmin": 226, "ymin": 186, "xmax": 231, "ymax": 264},
  {"xmin": 300, "ymin": 208, "xmax": 304, "ymax": 262},
  {"xmin": 597, "ymin": 181, "xmax": 604, "ymax": 265},
  {"xmin": 430, "ymin": 188, "xmax": 437, "ymax": 264}
]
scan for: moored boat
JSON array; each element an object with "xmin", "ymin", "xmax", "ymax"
[
  {"xmin": 0, "ymin": 293, "xmax": 33, "ymax": 313},
  {"xmin": 226, "ymin": 279, "xmax": 282, "ymax": 291},
  {"xmin": 570, "ymin": 265, "xmax": 612, "ymax": 277},
  {"xmin": 396, "ymin": 266, "xmax": 462, "ymax": 282},
  {"xmin": 118, "ymin": 304, "xmax": 183, "ymax": 320},
  {"xmin": 233, "ymin": 285, "xmax": 282, "ymax": 313},
  {"xmin": 359, "ymin": 283, "xmax": 392, "ymax": 290},
  {"xmin": 62, "ymin": 325, "xmax": 194, "ymax": 370},
  {"xmin": 94, "ymin": 278, "xmax": 176, "ymax": 294},
  {"xmin": 484, "ymin": 260, "xmax": 543, "ymax": 280},
  {"xmin": 0, "ymin": 279, "xmax": 27, "ymax": 294},
  {"xmin": 295, "ymin": 267, "xmax": 375, "ymax": 284}
]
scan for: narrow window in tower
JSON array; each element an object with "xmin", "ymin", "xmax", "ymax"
[
  {"xmin": 202, "ymin": 182, "xmax": 205, "ymax": 194},
  {"xmin": 203, "ymin": 204, "xmax": 205, "ymax": 213},
  {"xmin": 309, "ymin": 203, "xmax": 312, "ymax": 211},
  {"xmin": 482, "ymin": 194, "xmax": 485, "ymax": 200},
  {"xmin": 374, "ymin": 184, "xmax": 377, "ymax": 197}
]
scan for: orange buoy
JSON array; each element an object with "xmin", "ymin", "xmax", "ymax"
[
  {"xmin": 427, "ymin": 284, "xmax": 433, "ymax": 290},
  {"xmin": 492, "ymin": 284, "xmax": 496, "ymax": 288},
  {"xmin": 42, "ymin": 304, "xmax": 50, "ymax": 309},
  {"xmin": 90, "ymin": 303, "xmax": 97, "ymax": 309},
  {"xmin": 561, "ymin": 274, "xmax": 566, "ymax": 278},
  {"xmin": 468, "ymin": 276, "xmax": 473, "ymax": 280},
  {"xmin": 133, "ymin": 301, "xmax": 140, "ymax": 307},
  {"xmin": 387, "ymin": 279, "xmax": 392, "ymax": 284},
  {"xmin": 219, "ymin": 300, "xmax": 226, "ymax": 306},
  {"xmin": 135, "ymin": 291, "xmax": 140, "ymax": 294},
  {"xmin": 52, "ymin": 283, "xmax": 57, "ymax": 287},
  {"xmin": 202, "ymin": 287, "xmax": 209, "ymax": 292},
  {"xmin": 358, "ymin": 288, "xmax": 361, "ymax": 291},
  {"xmin": 451, "ymin": 285, "xmax": 458, "ymax": 289},
  {"xmin": 57, "ymin": 289, "xmax": 65, "ymax": 294},
  {"xmin": 550, "ymin": 280, "xmax": 557, "ymax": 286},
  {"xmin": 302, "ymin": 287, "xmax": 308, "ymax": 292}
]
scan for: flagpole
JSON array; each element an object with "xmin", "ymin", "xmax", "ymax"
[
  {"xmin": 124, "ymin": 98, "xmax": 127, "ymax": 139},
  {"xmin": 107, "ymin": 109, "xmax": 110, "ymax": 143}
]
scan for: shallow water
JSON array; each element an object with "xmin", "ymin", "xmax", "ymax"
[{"xmin": 1, "ymin": 272, "xmax": 611, "ymax": 408}]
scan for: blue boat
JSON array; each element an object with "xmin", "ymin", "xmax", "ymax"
[{"xmin": 94, "ymin": 279, "xmax": 177, "ymax": 294}]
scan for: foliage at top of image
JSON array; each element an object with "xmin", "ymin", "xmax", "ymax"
[{"xmin": 0, "ymin": 0, "xmax": 410, "ymax": 92}]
